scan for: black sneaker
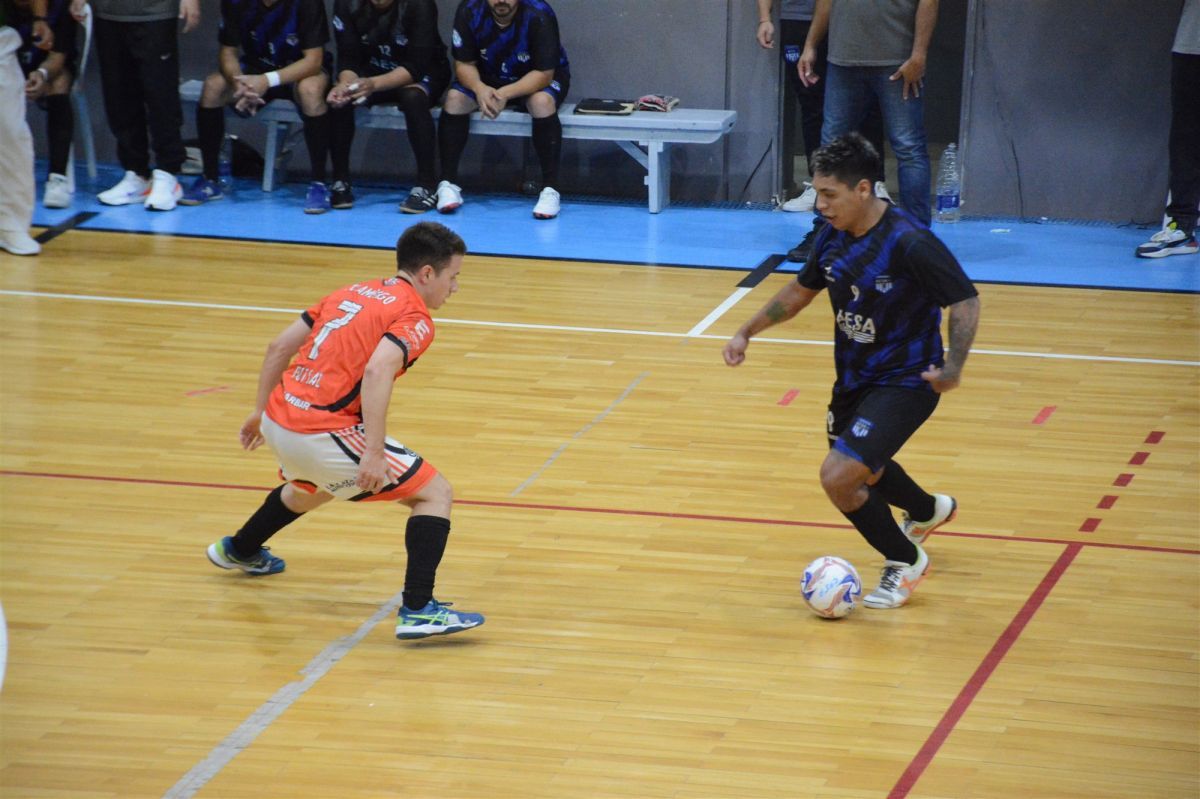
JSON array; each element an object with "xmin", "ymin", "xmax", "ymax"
[
  {"xmin": 400, "ymin": 186, "xmax": 436, "ymax": 214},
  {"xmin": 787, "ymin": 229, "xmax": 817, "ymax": 262},
  {"xmin": 330, "ymin": 180, "xmax": 354, "ymax": 210}
]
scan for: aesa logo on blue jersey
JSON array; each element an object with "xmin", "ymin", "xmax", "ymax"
[
  {"xmin": 875, "ymin": 275, "xmax": 894, "ymax": 293},
  {"xmin": 332, "ymin": 14, "xmax": 343, "ymax": 31},
  {"xmin": 286, "ymin": 33, "xmax": 299, "ymax": 47},
  {"xmin": 517, "ymin": 51, "xmax": 530, "ymax": 62},
  {"xmin": 850, "ymin": 417, "xmax": 874, "ymax": 438},
  {"xmin": 452, "ymin": 29, "xmax": 462, "ymax": 47}
]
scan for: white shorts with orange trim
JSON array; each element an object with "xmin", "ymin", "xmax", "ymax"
[{"xmin": 260, "ymin": 413, "xmax": 438, "ymax": 502}]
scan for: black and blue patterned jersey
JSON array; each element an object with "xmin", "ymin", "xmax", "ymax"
[
  {"xmin": 14, "ymin": 0, "xmax": 76, "ymax": 75},
  {"xmin": 450, "ymin": 0, "xmax": 569, "ymax": 88},
  {"xmin": 797, "ymin": 205, "xmax": 977, "ymax": 393},
  {"xmin": 219, "ymin": 0, "xmax": 328, "ymax": 71},
  {"xmin": 331, "ymin": 0, "xmax": 448, "ymax": 80}
]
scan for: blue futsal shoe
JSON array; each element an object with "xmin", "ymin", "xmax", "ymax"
[
  {"xmin": 395, "ymin": 598, "xmax": 484, "ymax": 640},
  {"xmin": 304, "ymin": 181, "xmax": 331, "ymax": 214},
  {"xmin": 206, "ymin": 536, "xmax": 285, "ymax": 575},
  {"xmin": 178, "ymin": 176, "xmax": 224, "ymax": 205}
]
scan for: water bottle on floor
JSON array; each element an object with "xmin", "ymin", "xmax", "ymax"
[
  {"xmin": 935, "ymin": 143, "xmax": 961, "ymax": 224},
  {"xmin": 218, "ymin": 135, "xmax": 235, "ymax": 193}
]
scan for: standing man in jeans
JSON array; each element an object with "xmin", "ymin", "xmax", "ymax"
[
  {"xmin": 75, "ymin": 0, "xmax": 200, "ymax": 212},
  {"xmin": 800, "ymin": 0, "xmax": 936, "ymax": 227}
]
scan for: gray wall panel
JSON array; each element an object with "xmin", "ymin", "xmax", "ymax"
[{"xmin": 962, "ymin": 0, "xmax": 1179, "ymax": 222}]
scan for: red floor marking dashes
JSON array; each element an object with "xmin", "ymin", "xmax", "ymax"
[
  {"xmin": 1083, "ymin": 432, "xmax": 1164, "ymax": 533},
  {"xmin": 777, "ymin": 389, "xmax": 799, "ymax": 406},
  {"xmin": 186, "ymin": 385, "xmax": 230, "ymax": 397},
  {"xmin": 1031, "ymin": 405, "xmax": 1057, "ymax": 424}
]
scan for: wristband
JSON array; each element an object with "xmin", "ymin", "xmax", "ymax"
[
  {"xmin": 37, "ymin": 67, "xmax": 49, "ymax": 80},
  {"xmin": 265, "ymin": 71, "xmax": 281, "ymax": 88}
]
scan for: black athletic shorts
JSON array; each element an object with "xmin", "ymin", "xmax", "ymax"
[{"xmin": 826, "ymin": 385, "xmax": 939, "ymax": 473}]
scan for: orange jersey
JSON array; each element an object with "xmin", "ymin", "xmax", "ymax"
[{"xmin": 266, "ymin": 276, "xmax": 435, "ymax": 433}]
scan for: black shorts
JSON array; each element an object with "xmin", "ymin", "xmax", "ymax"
[
  {"xmin": 826, "ymin": 385, "xmax": 939, "ymax": 473},
  {"xmin": 367, "ymin": 70, "xmax": 450, "ymax": 109}
]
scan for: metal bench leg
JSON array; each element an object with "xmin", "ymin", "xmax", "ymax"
[
  {"xmin": 263, "ymin": 121, "xmax": 280, "ymax": 192},
  {"xmin": 645, "ymin": 141, "xmax": 670, "ymax": 214}
]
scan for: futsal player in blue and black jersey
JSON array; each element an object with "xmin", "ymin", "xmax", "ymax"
[
  {"xmin": 181, "ymin": 0, "xmax": 334, "ymax": 213},
  {"xmin": 438, "ymin": 0, "xmax": 570, "ymax": 219},
  {"xmin": 724, "ymin": 133, "xmax": 980, "ymax": 610},
  {"xmin": 326, "ymin": 0, "xmax": 450, "ymax": 213}
]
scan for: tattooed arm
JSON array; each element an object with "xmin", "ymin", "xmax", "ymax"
[
  {"xmin": 723, "ymin": 281, "xmax": 820, "ymax": 366},
  {"xmin": 921, "ymin": 296, "xmax": 980, "ymax": 392}
]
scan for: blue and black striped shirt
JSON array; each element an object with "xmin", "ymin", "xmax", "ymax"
[
  {"xmin": 219, "ymin": 0, "xmax": 328, "ymax": 72},
  {"xmin": 451, "ymin": 0, "xmax": 569, "ymax": 88},
  {"xmin": 798, "ymin": 206, "xmax": 977, "ymax": 393}
]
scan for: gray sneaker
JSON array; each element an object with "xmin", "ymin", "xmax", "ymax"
[{"xmin": 400, "ymin": 186, "xmax": 436, "ymax": 214}]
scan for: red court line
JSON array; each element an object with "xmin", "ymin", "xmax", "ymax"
[
  {"xmin": 1031, "ymin": 405, "xmax": 1056, "ymax": 424},
  {"xmin": 1097, "ymin": 495, "xmax": 1118, "ymax": 509},
  {"xmin": 1129, "ymin": 451, "xmax": 1150, "ymax": 465},
  {"xmin": 1113, "ymin": 473, "xmax": 1134, "ymax": 487},
  {"xmin": 1145, "ymin": 431, "xmax": 1165, "ymax": 444},
  {"xmin": 888, "ymin": 543, "xmax": 1083, "ymax": 799},
  {"xmin": 1079, "ymin": 518, "xmax": 1101, "ymax": 532},
  {"xmin": 3, "ymin": 469, "xmax": 1198, "ymax": 555},
  {"xmin": 777, "ymin": 389, "xmax": 800, "ymax": 406}
]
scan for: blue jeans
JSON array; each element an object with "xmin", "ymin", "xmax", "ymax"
[{"xmin": 822, "ymin": 64, "xmax": 931, "ymax": 226}]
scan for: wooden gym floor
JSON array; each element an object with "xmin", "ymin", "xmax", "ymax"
[{"xmin": 1, "ymin": 230, "xmax": 1197, "ymax": 798}]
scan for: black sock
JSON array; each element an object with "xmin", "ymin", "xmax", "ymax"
[
  {"xmin": 842, "ymin": 489, "xmax": 917, "ymax": 564},
  {"xmin": 329, "ymin": 105, "xmax": 355, "ymax": 184},
  {"xmin": 231, "ymin": 485, "xmax": 303, "ymax": 558},
  {"xmin": 531, "ymin": 113, "xmax": 562, "ymax": 187},
  {"xmin": 44, "ymin": 94, "xmax": 73, "ymax": 175},
  {"xmin": 403, "ymin": 515, "xmax": 451, "ymax": 610},
  {"xmin": 437, "ymin": 111, "xmax": 471, "ymax": 183},
  {"xmin": 399, "ymin": 89, "xmax": 437, "ymax": 190},
  {"xmin": 301, "ymin": 111, "xmax": 330, "ymax": 183},
  {"xmin": 196, "ymin": 106, "xmax": 224, "ymax": 181},
  {"xmin": 874, "ymin": 460, "xmax": 936, "ymax": 521}
]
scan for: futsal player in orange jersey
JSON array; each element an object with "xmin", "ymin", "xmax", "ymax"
[{"xmin": 207, "ymin": 221, "xmax": 484, "ymax": 640}]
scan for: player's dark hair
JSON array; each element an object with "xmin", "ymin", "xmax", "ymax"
[
  {"xmin": 395, "ymin": 222, "xmax": 467, "ymax": 275},
  {"xmin": 810, "ymin": 132, "xmax": 881, "ymax": 189}
]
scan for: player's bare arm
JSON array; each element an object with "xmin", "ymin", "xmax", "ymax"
[
  {"xmin": 723, "ymin": 281, "xmax": 819, "ymax": 366},
  {"xmin": 242, "ymin": 318, "xmax": 312, "ymax": 450},
  {"xmin": 356, "ymin": 339, "xmax": 409, "ymax": 493},
  {"xmin": 922, "ymin": 295, "xmax": 980, "ymax": 392}
]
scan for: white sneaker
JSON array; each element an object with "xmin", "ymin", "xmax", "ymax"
[
  {"xmin": 436, "ymin": 180, "xmax": 462, "ymax": 214},
  {"xmin": 43, "ymin": 173, "xmax": 72, "ymax": 208},
  {"xmin": 874, "ymin": 181, "xmax": 893, "ymax": 203},
  {"xmin": 901, "ymin": 494, "xmax": 957, "ymax": 545},
  {"xmin": 781, "ymin": 182, "xmax": 816, "ymax": 212},
  {"xmin": 98, "ymin": 170, "xmax": 151, "ymax": 206},
  {"xmin": 144, "ymin": 169, "xmax": 182, "ymax": 211},
  {"xmin": 863, "ymin": 544, "xmax": 929, "ymax": 609},
  {"xmin": 0, "ymin": 229, "xmax": 41, "ymax": 256},
  {"xmin": 532, "ymin": 186, "xmax": 560, "ymax": 219}
]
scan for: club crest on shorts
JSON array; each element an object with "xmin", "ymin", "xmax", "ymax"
[
  {"xmin": 850, "ymin": 417, "xmax": 873, "ymax": 438},
  {"xmin": 875, "ymin": 275, "xmax": 894, "ymax": 293}
]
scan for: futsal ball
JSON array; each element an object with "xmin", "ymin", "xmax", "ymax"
[{"xmin": 801, "ymin": 556, "xmax": 862, "ymax": 619}]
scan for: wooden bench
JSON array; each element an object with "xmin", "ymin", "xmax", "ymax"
[{"xmin": 179, "ymin": 79, "xmax": 736, "ymax": 213}]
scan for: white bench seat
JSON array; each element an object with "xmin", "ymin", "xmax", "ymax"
[{"xmin": 179, "ymin": 79, "xmax": 736, "ymax": 213}]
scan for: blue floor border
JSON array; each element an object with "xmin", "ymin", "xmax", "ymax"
[{"xmin": 27, "ymin": 163, "xmax": 1200, "ymax": 294}]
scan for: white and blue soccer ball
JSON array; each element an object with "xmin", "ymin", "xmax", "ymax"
[{"xmin": 800, "ymin": 556, "xmax": 862, "ymax": 619}]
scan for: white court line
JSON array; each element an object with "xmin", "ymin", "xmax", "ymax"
[
  {"xmin": 686, "ymin": 287, "xmax": 752, "ymax": 337},
  {"xmin": 161, "ymin": 590, "xmax": 404, "ymax": 799},
  {"xmin": 2, "ymin": 289, "xmax": 1196, "ymax": 367},
  {"xmin": 510, "ymin": 371, "xmax": 650, "ymax": 497}
]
